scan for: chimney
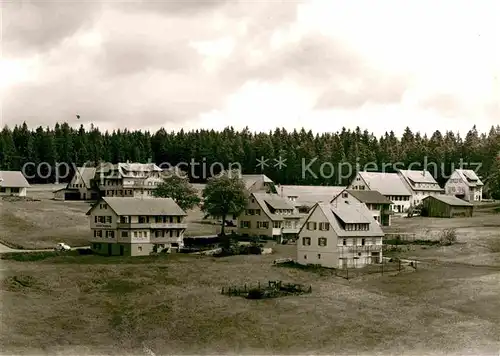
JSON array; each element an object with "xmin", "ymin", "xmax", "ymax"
[{"xmin": 281, "ymin": 185, "xmax": 283, "ymax": 197}]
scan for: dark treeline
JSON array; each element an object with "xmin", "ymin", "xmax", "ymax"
[{"xmin": 1, "ymin": 122, "xmax": 499, "ymax": 196}]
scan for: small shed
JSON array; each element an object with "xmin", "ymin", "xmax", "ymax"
[{"xmin": 422, "ymin": 195, "xmax": 473, "ymax": 218}]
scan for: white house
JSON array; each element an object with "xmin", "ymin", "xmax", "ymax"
[
  {"xmin": 397, "ymin": 169, "xmax": 444, "ymax": 206},
  {"xmin": 0, "ymin": 171, "xmax": 30, "ymax": 197},
  {"xmin": 94, "ymin": 162, "xmax": 164, "ymax": 198},
  {"xmin": 297, "ymin": 202, "xmax": 384, "ymax": 269},
  {"xmin": 53, "ymin": 166, "xmax": 98, "ymax": 201},
  {"xmin": 86, "ymin": 197, "xmax": 187, "ymax": 256},
  {"xmin": 237, "ymin": 192, "xmax": 303, "ymax": 242},
  {"xmin": 347, "ymin": 171, "xmax": 412, "ymax": 213},
  {"xmin": 444, "ymin": 169, "xmax": 483, "ymax": 202}
]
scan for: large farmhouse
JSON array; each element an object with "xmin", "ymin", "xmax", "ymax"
[
  {"xmin": 297, "ymin": 202, "xmax": 384, "ymax": 269},
  {"xmin": 348, "ymin": 172, "xmax": 412, "ymax": 213},
  {"xmin": 444, "ymin": 169, "xmax": 483, "ymax": 202},
  {"xmin": 86, "ymin": 197, "xmax": 187, "ymax": 256},
  {"xmin": 397, "ymin": 169, "xmax": 444, "ymax": 205},
  {"xmin": 53, "ymin": 166, "xmax": 98, "ymax": 201}
]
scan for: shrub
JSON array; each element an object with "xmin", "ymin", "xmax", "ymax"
[{"xmin": 439, "ymin": 228, "xmax": 457, "ymax": 246}]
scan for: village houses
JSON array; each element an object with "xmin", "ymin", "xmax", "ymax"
[
  {"xmin": 237, "ymin": 192, "xmax": 303, "ymax": 242},
  {"xmin": 86, "ymin": 197, "xmax": 187, "ymax": 256},
  {"xmin": 444, "ymin": 169, "xmax": 483, "ymax": 202},
  {"xmin": 297, "ymin": 202, "xmax": 384, "ymax": 269},
  {"xmin": 277, "ymin": 184, "xmax": 346, "ymax": 212},
  {"xmin": 53, "ymin": 166, "xmax": 98, "ymax": 201},
  {"xmin": 422, "ymin": 195, "xmax": 474, "ymax": 218},
  {"xmin": 348, "ymin": 171, "xmax": 412, "ymax": 213},
  {"xmin": 397, "ymin": 169, "xmax": 444, "ymax": 205},
  {"xmin": 94, "ymin": 162, "xmax": 164, "ymax": 198},
  {"xmin": 331, "ymin": 189, "xmax": 393, "ymax": 226},
  {"xmin": 0, "ymin": 171, "xmax": 30, "ymax": 197}
]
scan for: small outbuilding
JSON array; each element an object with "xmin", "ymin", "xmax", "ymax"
[{"xmin": 421, "ymin": 195, "xmax": 473, "ymax": 218}]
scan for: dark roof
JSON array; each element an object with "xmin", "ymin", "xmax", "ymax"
[
  {"xmin": 344, "ymin": 189, "xmax": 392, "ymax": 204},
  {"xmin": 86, "ymin": 197, "xmax": 187, "ymax": 216},
  {"xmin": 424, "ymin": 195, "xmax": 473, "ymax": 207}
]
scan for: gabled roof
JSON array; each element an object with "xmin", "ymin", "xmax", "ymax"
[
  {"xmin": 454, "ymin": 169, "xmax": 484, "ymax": 187},
  {"xmin": 424, "ymin": 195, "xmax": 473, "ymax": 207},
  {"xmin": 0, "ymin": 171, "xmax": 30, "ymax": 188},
  {"xmin": 241, "ymin": 174, "xmax": 273, "ymax": 190},
  {"xmin": 333, "ymin": 189, "xmax": 393, "ymax": 204},
  {"xmin": 95, "ymin": 162, "xmax": 162, "ymax": 178},
  {"xmin": 356, "ymin": 172, "xmax": 411, "ymax": 196},
  {"xmin": 301, "ymin": 202, "xmax": 384, "ymax": 237},
  {"xmin": 279, "ymin": 185, "xmax": 346, "ymax": 206},
  {"xmin": 397, "ymin": 170, "xmax": 443, "ymax": 191},
  {"xmin": 252, "ymin": 193, "xmax": 301, "ymax": 221},
  {"xmin": 70, "ymin": 167, "xmax": 96, "ymax": 189},
  {"xmin": 86, "ymin": 197, "xmax": 187, "ymax": 216}
]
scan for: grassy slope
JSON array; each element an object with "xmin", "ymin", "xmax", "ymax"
[
  {"xmin": 0, "ymin": 185, "xmax": 233, "ymax": 249},
  {"xmin": 1, "ymin": 245, "xmax": 499, "ymax": 355}
]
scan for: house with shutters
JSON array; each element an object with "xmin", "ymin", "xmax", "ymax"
[
  {"xmin": 331, "ymin": 189, "xmax": 393, "ymax": 226},
  {"xmin": 94, "ymin": 162, "xmax": 164, "ymax": 198},
  {"xmin": 347, "ymin": 171, "xmax": 412, "ymax": 213},
  {"xmin": 237, "ymin": 192, "xmax": 303, "ymax": 242},
  {"xmin": 444, "ymin": 169, "xmax": 483, "ymax": 202},
  {"xmin": 86, "ymin": 197, "xmax": 187, "ymax": 256},
  {"xmin": 397, "ymin": 169, "xmax": 444, "ymax": 205},
  {"xmin": 0, "ymin": 171, "xmax": 30, "ymax": 197},
  {"xmin": 297, "ymin": 202, "xmax": 384, "ymax": 269}
]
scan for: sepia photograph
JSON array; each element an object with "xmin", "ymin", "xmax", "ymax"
[{"xmin": 0, "ymin": 0, "xmax": 499, "ymax": 355}]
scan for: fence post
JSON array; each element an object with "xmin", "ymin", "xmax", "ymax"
[
  {"xmin": 381, "ymin": 260, "xmax": 384, "ymax": 275},
  {"xmin": 346, "ymin": 267, "xmax": 349, "ymax": 280},
  {"xmin": 399, "ymin": 259, "xmax": 401, "ymax": 272}
]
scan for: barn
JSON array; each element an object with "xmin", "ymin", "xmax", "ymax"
[{"xmin": 421, "ymin": 195, "xmax": 473, "ymax": 218}]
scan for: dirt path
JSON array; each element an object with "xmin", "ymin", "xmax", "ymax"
[{"xmin": 0, "ymin": 242, "xmax": 89, "ymax": 254}]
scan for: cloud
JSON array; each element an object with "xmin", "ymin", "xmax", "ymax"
[{"xmin": 2, "ymin": 1, "xmax": 103, "ymax": 57}]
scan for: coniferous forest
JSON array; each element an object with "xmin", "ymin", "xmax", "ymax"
[{"xmin": 0, "ymin": 122, "xmax": 499, "ymax": 197}]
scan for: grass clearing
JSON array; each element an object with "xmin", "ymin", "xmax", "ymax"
[
  {"xmin": 1, "ymin": 244, "xmax": 499, "ymax": 355},
  {"xmin": 0, "ymin": 184, "xmax": 233, "ymax": 249}
]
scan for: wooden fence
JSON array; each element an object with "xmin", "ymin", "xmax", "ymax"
[{"xmin": 221, "ymin": 280, "xmax": 312, "ymax": 298}]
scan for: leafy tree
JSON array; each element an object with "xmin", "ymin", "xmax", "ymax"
[
  {"xmin": 201, "ymin": 170, "xmax": 248, "ymax": 239},
  {"xmin": 152, "ymin": 169, "xmax": 201, "ymax": 211}
]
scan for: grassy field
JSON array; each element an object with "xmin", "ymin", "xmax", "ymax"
[
  {"xmin": 0, "ymin": 184, "xmax": 232, "ymax": 249},
  {"xmin": 1, "ymin": 243, "xmax": 499, "ymax": 355}
]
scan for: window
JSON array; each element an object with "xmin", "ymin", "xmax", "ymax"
[
  {"xmin": 95, "ymin": 216, "xmax": 98, "ymax": 223},
  {"xmin": 139, "ymin": 216, "xmax": 147, "ymax": 223},
  {"xmin": 342, "ymin": 239, "xmax": 347, "ymax": 246},
  {"xmin": 273, "ymin": 221, "xmax": 281, "ymax": 228},
  {"xmin": 121, "ymin": 231, "xmax": 128, "ymax": 237},
  {"xmin": 106, "ymin": 216, "xmax": 112, "ymax": 224},
  {"xmin": 318, "ymin": 237, "xmax": 327, "ymax": 247},
  {"xmin": 155, "ymin": 231, "xmax": 162, "ymax": 237},
  {"xmin": 361, "ymin": 238, "xmax": 365, "ymax": 246},
  {"xmin": 372, "ymin": 237, "xmax": 376, "ymax": 245},
  {"xmin": 342, "ymin": 192, "xmax": 348, "ymax": 198},
  {"xmin": 257, "ymin": 221, "xmax": 269, "ymax": 229},
  {"xmin": 255, "ymin": 209, "xmax": 261, "ymax": 215},
  {"xmin": 96, "ymin": 230, "xmax": 102, "ymax": 237},
  {"xmin": 317, "ymin": 254, "xmax": 321, "ymax": 260},
  {"xmin": 120, "ymin": 216, "xmax": 129, "ymax": 223},
  {"xmin": 106, "ymin": 231, "xmax": 114, "ymax": 238},
  {"xmin": 240, "ymin": 221, "xmax": 250, "ymax": 228},
  {"xmin": 353, "ymin": 238, "xmax": 357, "ymax": 246},
  {"xmin": 304, "ymin": 254, "xmax": 307, "ymax": 260},
  {"xmin": 302, "ymin": 237, "xmax": 311, "ymax": 246},
  {"xmin": 134, "ymin": 232, "xmax": 138, "ymax": 237},
  {"xmin": 307, "ymin": 222, "xmax": 317, "ymax": 230},
  {"xmin": 11, "ymin": 187, "xmax": 20, "ymax": 193},
  {"xmin": 138, "ymin": 246, "xmax": 142, "ymax": 252}
]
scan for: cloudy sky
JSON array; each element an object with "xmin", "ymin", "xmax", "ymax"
[{"xmin": 1, "ymin": 0, "xmax": 499, "ymax": 136}]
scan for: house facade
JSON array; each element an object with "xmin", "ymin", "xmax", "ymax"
[
  {"xmin": 53, "ymin": 166, "xmax": 98, "ymax": 201},
  {"xmin": 397, "ymin": 169, "xmax": 444, "ymax": 206},
  {"xmin": 444, "ymin": 169, "xmax": 483, "ymax": 202},
  {"xmin": 237, "ymin": 193, "xmax": 303, "ymax": 242},
  {"xmin": 348, "ymin": 172, "xmax": 412, "ymax": 213},
  {"xmin": 331, "ymin": 189, "xmax": 393, "ymax": 226},
  {"xmin": 297, "ymin": 202, "xmax": 384, "ymax": 269},
  {"xmin": 0, "ymin": 171, "xmax": 30, "ymax": 197},
  {"xmin": 86, "ymin": 197, "xmax": 187, "ymax": 256},
  {"xmin": 94, "ymin": 162, "xmax": 164, "ymax": 198},
  {"xmin": 422, "ymin": 195, "xmax": 473, "ymax": 218}
]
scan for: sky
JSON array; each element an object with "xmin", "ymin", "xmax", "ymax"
[{"xmin": 1, "ymin": 0, "xmax": 499, "ymax": 137}]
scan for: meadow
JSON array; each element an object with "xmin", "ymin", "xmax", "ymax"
[{"xmin": 0, "ymin": 184, "xmax": 233, "ymax": 249}]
